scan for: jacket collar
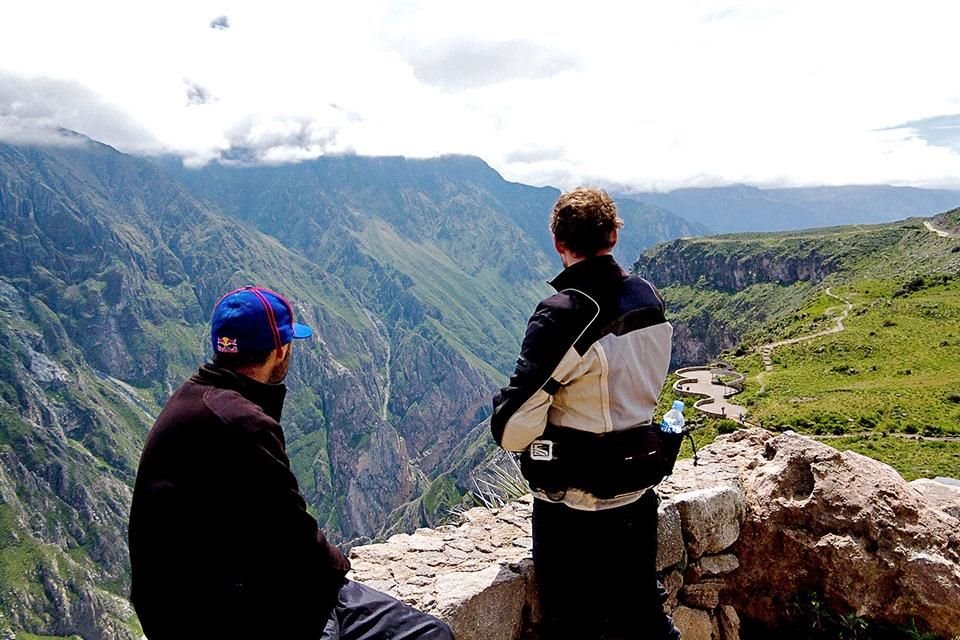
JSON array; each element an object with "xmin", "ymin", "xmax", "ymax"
[
  {"xmin": 192, "ymin": 364, "xmax": 287, "ymax": 421},
  {"xmin": 549, "ymin": 254, "xmax": 626, "ymax": 292}
]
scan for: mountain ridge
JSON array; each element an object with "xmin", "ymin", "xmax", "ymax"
[
  {"xmin": 0, "ymin": 134, "xmax": 702, "ymax": 638},
  {"xmin": 624, "ymin": 183, "xmax": 960, "ymax": 233}
]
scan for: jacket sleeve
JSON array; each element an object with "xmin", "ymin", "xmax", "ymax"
[
  {"xmin": 237, "ymin": 415, "xmax": 351, "ymax": 583},
  {"xmin": 491, "ymin": 290, "xmax": 598, "ymax": 451}
]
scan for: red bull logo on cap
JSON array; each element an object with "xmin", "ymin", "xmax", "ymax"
[{"xmin": 216, "ymin": 336, "xmax": 238, "ymax": 353}]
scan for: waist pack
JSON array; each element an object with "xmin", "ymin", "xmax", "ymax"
[{"xmin": 519, "ymin": 423, "xmax": 684, "ymax": 499}]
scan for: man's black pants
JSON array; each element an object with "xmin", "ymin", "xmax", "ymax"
[
  {"xmin": 320, "ymin": 579, "xmax": 454, "ymax": 639},
  {"xmin": 532, "ymin": 490, "xmax": 680, "ymax": 639}
]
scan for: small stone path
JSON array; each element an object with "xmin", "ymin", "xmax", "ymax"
[
  {"xmin": 673, "ymin": 365, "xmax": 748, "ymax": 422},
  {"xmin": 678, "ymin": 288, "xmax": 854, "ymax": 425}
]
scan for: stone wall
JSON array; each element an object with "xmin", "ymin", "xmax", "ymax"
[{"xmin": 349, "ymin": 429, "xmax": 960, "ymax": 639}]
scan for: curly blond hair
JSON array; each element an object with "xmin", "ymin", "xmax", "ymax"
[{"xmin": 549, "ymin": 187, "xmax": 623, "ymax": 257}]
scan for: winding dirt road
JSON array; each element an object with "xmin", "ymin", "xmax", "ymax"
[
  {"xmin": 924, "ymin": 220, "xmax": 955, "ymax": 238},
  {"xmin": 759, "ymin": 288, "xmax": 852, "ymax": 372}
]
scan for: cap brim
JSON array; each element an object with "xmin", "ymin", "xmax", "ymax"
[{"xmin": 292, "ymin": 323, "xmax": 313, "ymax": 339}]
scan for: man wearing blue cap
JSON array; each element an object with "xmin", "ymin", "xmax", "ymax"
[{"xmin": 129, "ymin": 286, "xmax": 453, "ymax": 639}]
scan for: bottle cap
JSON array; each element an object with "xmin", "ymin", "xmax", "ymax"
[{"xmin": 672, "ymin": 400, "xmax": 685, "ymax": 411}]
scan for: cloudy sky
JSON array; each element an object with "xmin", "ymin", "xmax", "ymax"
[{"xmin": 1, "ymin": 0, "xmax": 958, "ymax": 190}]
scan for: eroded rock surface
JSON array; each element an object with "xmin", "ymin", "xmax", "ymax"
[{"xmin": 351, "ymin": 429, "xmax": 960, "ymax": 639}]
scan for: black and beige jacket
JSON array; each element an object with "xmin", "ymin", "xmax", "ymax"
[{"xmin": 492, "ymin": 255, "xmax": 673, "ymax": 510}]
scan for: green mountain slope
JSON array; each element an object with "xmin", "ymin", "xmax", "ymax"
[
  {"xmin": 634, "ymin": 210, "xmax": 960, "ymax": 479},
  {"xmin": 0, "ymin": 137, "xmax": 703, "ymax": 638},
  {"xmin": 159, "ymin": 154, "xmax": 705, "ymax": 373}
]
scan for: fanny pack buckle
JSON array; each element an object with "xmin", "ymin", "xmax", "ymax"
[{"xmin": 529, "ymin": 440, "xmax": 555, "ymax": 461}]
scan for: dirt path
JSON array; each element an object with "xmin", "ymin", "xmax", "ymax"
[
  {"xmin": 924, "ymin": 220, "xmax": 955, "ymax": 238},
  {"xmin": 759, "ymin": 288, "xmax": 852, "ymax": 372},
  {"xmin": 813, "ymin": 432, "xmax": 960, "ymax": 443}
]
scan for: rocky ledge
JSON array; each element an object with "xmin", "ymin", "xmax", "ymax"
[{"xmin": 349, "ymin": 429, "xmax": 960, "ymax": 639}]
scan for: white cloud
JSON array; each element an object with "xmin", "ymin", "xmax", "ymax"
[
  {"xmin": 0, "ymin": 0, "xmax": 958, "ymax": 189},
  {"xmin": 0, "ymin": 72, "xmax": 158, "ymax": 151}
]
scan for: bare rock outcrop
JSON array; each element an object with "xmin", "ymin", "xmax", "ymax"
[
  {"xmin": 350, "ymin": 499, "xmax": 535, "ymax": 640},
  {"xmin": 350, "ymin": 429, "xmax": 960, "ymax": 639},
  {"xmin": 721, "ymin": 430, "xmax": 960, "ymax": 637}
]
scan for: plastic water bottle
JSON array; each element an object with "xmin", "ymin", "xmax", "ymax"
[{"xmin": 661, "ymin": 400, "xmax": 685, "ymax": 434}]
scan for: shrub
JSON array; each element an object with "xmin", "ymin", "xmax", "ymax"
[
  {"xmin": 894, "ymin": 276, "xmax": 926, "ymax": 297},
  {"xmin": 830, "ymin": 364, "xmax": 859, "ymax": 375},
  {"xmin": 881, "ymin": 319, "xmax": 897, "ymax": 327},
  {"xmin": 716, "ymin": 419, "xmax": 740, "ymax": 434}
]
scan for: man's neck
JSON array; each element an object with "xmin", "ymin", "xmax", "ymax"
[
  {"xmin": 561, "ymin": 249, "xmax": 613, "ymax": 269},
  {"xmin": 235, "ymin": 365, "xmax": 272, "ymax": 384}
]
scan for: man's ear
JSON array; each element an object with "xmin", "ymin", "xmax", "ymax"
[{"xmin": 554, "ymin": 236, "xmax": 566, "ymax": 255}]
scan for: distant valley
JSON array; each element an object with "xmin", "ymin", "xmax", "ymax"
[
  {"xmin": 0, "ymin": 132, "xmax": 958, "ymax": 639},
  {"xmin": 0, "ymin": 136, "xmax": 698, "ymax": 638},
  {"xmin": 635, "ymin": 209, "xmax": 960, "ymax": 481},
  {"xmin": 626, "ymin": 184, "xmax": 960, "ymax": 233}
]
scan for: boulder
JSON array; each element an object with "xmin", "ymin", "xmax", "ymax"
[
  {"xmin": 672, "ymin": 485, "xmax": 745, "ymax": 558},
  {"xmin": 672, "ymin": 606, "xmax": 714, "ymax": 640},
  {"xmin": 656, "ymin": 499, "xmax": 685, "ymax": 571},
  {"xmin": 349, "ymin": 428, "xmax": 960, "ymax": 639},
  {"xmin": 349, "ymin": 498, "xmax": 535, "ymax": 638},
  {"xmin": 689, "ymin": 554, "xmax": 739, "ymax": 580},
  {"xmin": 717, "ymin": 429, "xmax": 960, "ymax": 638},
  {"xmin": 717, "ymin": 605, "xmax": 740, "ymax": 640}
]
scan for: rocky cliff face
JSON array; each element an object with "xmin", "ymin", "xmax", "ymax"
[
  {"xmin": 635, "ymin": 238, "xmax": 842, "ymax": 294},
  {"xmin": 631, "ymin": 223, "xmax": 924, "ymax": 367},
  {"xmin": 353, "ymin": 430, "xmax": 960, "ymax": 639},
  {"xmin": 0, "ymin": 136, "xmax": 701, "ymax": 637}
]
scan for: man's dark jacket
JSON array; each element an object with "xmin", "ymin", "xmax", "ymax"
[
  {"xmin": 128, "ymin": 364, "xmax": 350, "ymax": 639},
  {"xmin": 490, "ymin": 255, "xmax": 673, "ymax": 508}
]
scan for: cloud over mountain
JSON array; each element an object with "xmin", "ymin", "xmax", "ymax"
[
  {"xmin": 0, "ymin": 72, "xmax": 157, "ymax": 150},
  {"xmin": 0, "ymin": 3, "xmax": 958, "ymax": 189}
]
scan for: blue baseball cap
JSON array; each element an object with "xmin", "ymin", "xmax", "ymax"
[{"xmin": 211, "ymin": 286, "xmax": 312, "ymax": 355}]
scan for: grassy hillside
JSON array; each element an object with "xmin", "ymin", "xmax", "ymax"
[{"xmin": 638, "ymin": 210, "xmax": 960, "ymax": 480}]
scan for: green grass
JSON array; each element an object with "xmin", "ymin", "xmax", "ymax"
[
  {"xmin": 652, "ymin": 215, "xmax": 960, "ymax": 481},
  {"xmin": 740, "ymin": 278, "xmax": 960, "ymax": 438},
  {"xmin": 421, "ymin": 473, "xmax": 461, "ymax": 516}
]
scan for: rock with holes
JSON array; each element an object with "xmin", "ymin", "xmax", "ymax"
[{"xmin": 681, "ymin": 429, "xmax": 960, "ymax": 638}]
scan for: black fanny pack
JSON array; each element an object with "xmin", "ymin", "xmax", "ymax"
[{"xmin": 519, "ymin": 423, "xmax": 684, "ymax": 499}]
